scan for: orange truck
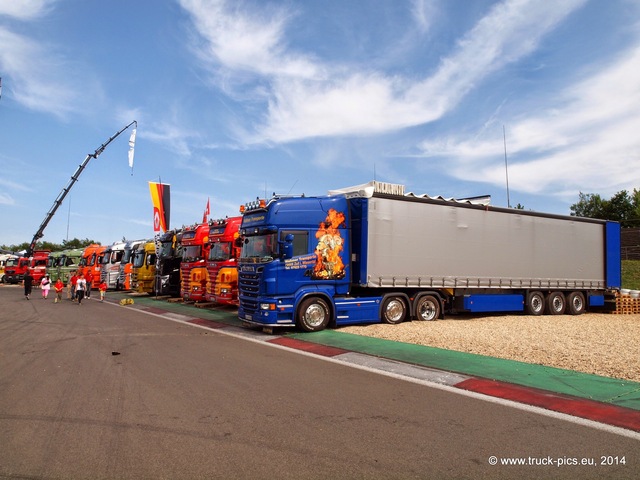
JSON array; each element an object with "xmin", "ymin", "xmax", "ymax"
[
  {"xmin": 79, "ymin": 244, "xmax": 106, "ymax": 289},
  {"xmin": 204, "ymin": 216, "xmax": 243, "ymax": 305},
  {"xmin": 180, "ymin": 223, "xmax": 210, "ymax": 302}
]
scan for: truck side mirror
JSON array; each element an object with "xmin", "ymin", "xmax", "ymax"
[{"xmin": 281, "ymin": 234, "xmax": 294, "ymax": 260}]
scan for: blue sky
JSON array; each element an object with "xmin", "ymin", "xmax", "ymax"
[{"xmin": 1, "ymin": 0, "xmax": 639, "ymax": 247}]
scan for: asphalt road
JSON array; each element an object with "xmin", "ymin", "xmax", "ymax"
[{"xmin": 0, "ymin": 286, "xmax": 638, "ymax": 479}]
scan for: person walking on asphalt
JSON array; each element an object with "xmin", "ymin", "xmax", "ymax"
[
  {"xmin": 54, "ymin": 278, "xmax": 64, "ymax": 303},
  {"xmin": 75, "ymin": 273, "xmax": 87, "ymax": 305},
  {"xmin": 23, "ymin": 269, "xmax": 34, "ymax": 300},
  {"xmin": 85, "ymin": 270, "xmax": 94, "ymax": 298},
  {"xmin": 40, "ymin": 275, "xmax": 51, "ymax": 299}
]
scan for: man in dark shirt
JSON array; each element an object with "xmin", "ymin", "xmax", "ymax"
[{"xmin": 23, "ymin": 269, "xmax": 34, "ymax": 300}]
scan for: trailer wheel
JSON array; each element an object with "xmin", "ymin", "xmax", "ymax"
[
  {"xmin": 381, "ymin": 296, "xmax": 407, "ymax": 324},
  {"xmin": 297, "ymin": 297, "xmax": 331, "ymax": 332},
  {"xmin": 546, "ymin": 291, "xmax": 566, "ymax": 315},
  {"xmin": 415, "ymin": 295, "xmax": 440, "ymax": 321},
  {"xmin": 525, "ymin": 291, "xmax": 545, "ymax": 316},
  {"xmin": 566, "ymin": 291, "xmax": 586, "ymax": 315}
]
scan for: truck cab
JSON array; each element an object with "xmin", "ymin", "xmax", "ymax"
[
  {"xmin": 155, "ymin": 229, "xmax": 183, "ymax": 296},
  {"xmin": 4, "ymin": 255, "xmax": 29, "ymax": 284},
  {"xmin": 30, "ymin": 250, "xmax": 51, "ymax": 285},
  {"xmin": 238, "ymin": 195, "xmax": 352, "ymax": 330},
  {"xmin": 79, "ymin": 244, "xmax": 106, "ymax": 288},
  {"xmin": 180, "ymin": 223, "xmax": 210, "ymax": 302},
  {"xmin": 100, "ymin": 241, "xmax": 127, "ymax": 289},
  {"xmin": 119, "ymin": 239, "xmax": 146, "ymax": 290},
  {"xmin": 204, "ymin": 216, "xmax": 242, "ymax": 305},
  {"xmin": 0, "ymin": 254, "xmax": 17, "ymax": 283},
  {"xmin": 132, "ymin": 240, "xmax": 157, "ymax": 294},
  {"xmin": 48, "ymin": 248, "xmax": 83, "ymax": 285}
]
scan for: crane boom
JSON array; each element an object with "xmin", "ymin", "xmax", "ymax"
[{"xmin": 26, "ymin": 121, "xmax": 137, "ymax": 256}]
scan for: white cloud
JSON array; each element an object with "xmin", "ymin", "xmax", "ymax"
[
  {"xmin": 142, "ymin": 121, "xmax": 195, "ymax": 158},
  {"xmin": 0, "ymin": 0, "xmax": 54, "ymax": 20},
  {"xmin": 417, "ymin": 42, "xmax": 640, "ymax": 198},
  {"xmin": 0, "ymin": 193, "xmax": 15, "ymax": 205},
  {"xmin": 179, "ymin": 0, "xmax": 320, "ymax": 80},
  {"xmin": 246, "ymin": 0, "xmax": 585, "ymax": 143},
  {"xmin": 410, "ymin": 0, "xmax": 437, "ymax": 34},
  {"xmin": 0, "ymin": 25, "xmax": 84, "ymax": 117}
]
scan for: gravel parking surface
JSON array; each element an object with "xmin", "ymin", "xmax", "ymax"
[{"xmin": 339, "ymin": 313, "xmax": 640, "ymax": 383}]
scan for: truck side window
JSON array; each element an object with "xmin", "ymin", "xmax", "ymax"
[{"xmin": 281, "ymin": 230, "xmax": 308, "ymax": 257}]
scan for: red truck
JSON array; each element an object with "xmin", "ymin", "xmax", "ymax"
[
  {"xmin": 204, "ymin": 216, "xmax": 243, "ymax": 305},
  {"xmin": 180, "ymin": 223, "xmax": 210, "ymax": 302},
  {"xmin": 4, "ymin": 250, "xmax": 50, "ymax": 285}
]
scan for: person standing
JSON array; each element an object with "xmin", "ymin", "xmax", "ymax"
[
  {"xmin": 23, "ymin": 269, "xmax": 34, "ymax": 300},
  {"xmin": 98, "ymin": 280, "xmax": 107, "ymax": 302},
  {"xmin": 40, "ymin": 275, "xmax": 51, "ymax": 299},
  {"xmin": 70, "ymin": 271, "xmax": 78, "ymax": 301},
  {"xmin": 54, "ymin": 278, "xmax": 64, "ymax": 303},
  {"xmin": 75, "ymin": 273, "xmax": 87, "ymax": 305},
  {"xmin": 67, "ymin": 271, "xmax": 75, "ymax": 300},
  {"xmin": 85, "ymin": 270, "xmax": 94, "ymax": 299}
]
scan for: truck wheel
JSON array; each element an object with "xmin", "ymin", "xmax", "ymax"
[
  {"xmin": 297, "ymin": 297, "xmax": 331, "ymax": 332},
  {"xmin": 381, "ymin": 296, "xmax": 407, "ymax": 324},
  {"xmin": 415, "ymin": 295, "xmax": 440, "ymax": 321},
  {"xmin": 525, "ymin": 291, "xmax": 545, "ymax": 316},
  {"xmin": 546, "ymin": 291, "xmax": 566, "ymax": 315},
  {"xmin": 566, "ymin": 291, "xmax": 586, "ymax": 315}
]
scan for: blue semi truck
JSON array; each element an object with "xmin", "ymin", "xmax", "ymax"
[{"xmin": 237, "ymin": 181, "xmax": 621, "ymax": 332}]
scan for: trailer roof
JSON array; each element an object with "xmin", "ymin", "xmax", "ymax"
[{"xmin": 328, "ymin": 180, "xmax": 491, "ymax": 206}]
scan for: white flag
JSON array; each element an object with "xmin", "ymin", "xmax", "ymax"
[{"xmin": 128, "ymin": 128, "xmax": 137, "ymax": 173}]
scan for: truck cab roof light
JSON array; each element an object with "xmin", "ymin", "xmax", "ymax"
[{"xmin": 241, "ymin": 198, "xmax": 268, "ymax": 213}]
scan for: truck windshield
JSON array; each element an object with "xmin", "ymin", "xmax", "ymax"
[
  {"xmin": 132, "ymin": 251, "xmax": 146, "ymax": 268},
  {"xmin": 122, "ymin": 248, "xmax": 133, "ymax": 263},
  {"xmin": 157, "ymin": 241, "xmax": 173, "ymax": 258},
  {"xmin": 239, "ymin": 234, "xmax": 277, "ymax": 263},
  {"xmin": 101, "ymin": 251, "xmax": 112, "ymax": 265},
  {"xmin": 182, "ymin": 245, "xmax": 202, "ymax": 262},
  {"xmin": 6, "ymin": 258, "xmax": 19, "ymax": 267},
  {"xmin": 208, "ymin": 242, "xmax": 232, "ymax": 262}
]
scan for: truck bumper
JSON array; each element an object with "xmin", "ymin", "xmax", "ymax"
[{"xmin": 238, "ymin": 299, "xmax": 296, "ymax": 328}]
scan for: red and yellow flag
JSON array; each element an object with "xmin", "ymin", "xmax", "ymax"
[{"xmin": 148, "ymin": 182, "xmax": 170, "ymax": 233}]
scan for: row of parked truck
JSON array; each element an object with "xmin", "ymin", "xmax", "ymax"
[
  {"xmin": 1, "ymin": 214, "xmax": 244, "ymax": 307},
  {"xmin": 3, "ymin": 181, "xmax": 623, "ymax": 331}
]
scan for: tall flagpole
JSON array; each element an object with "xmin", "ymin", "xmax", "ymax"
[{"xmin": 503, "ymin": 125, "xmax": 511, "ymax": 208}]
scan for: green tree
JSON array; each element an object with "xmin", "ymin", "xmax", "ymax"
[
  {"xmin": 0, "ymin": 238, "xmax": 100, "ymax": 254},
  {"xmin": 570, "ymin": 189, "xmax": 640, "ymax": 227}
]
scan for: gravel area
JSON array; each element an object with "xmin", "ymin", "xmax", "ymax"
[{"xmin": 339, "ymin": 313, "xmax": 640, "ymax": 383}]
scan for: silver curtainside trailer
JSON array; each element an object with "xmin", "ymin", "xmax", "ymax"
[{"xmin": 364, "ymin": 195, "xmax": 606, "ymax": 291}]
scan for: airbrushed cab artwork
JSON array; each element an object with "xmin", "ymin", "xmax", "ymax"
[{"xmin": 313, "ymin": 209, "xmax": 346, "ymax": 281}]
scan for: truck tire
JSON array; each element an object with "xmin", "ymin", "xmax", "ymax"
[
  {"xmin": 546, "ymin": 291, "xmax": 566, "ymax": 315},
  {"xmin": 525, "ymin": 291, "xmax": 545, "ymax": 316},
  {"xmin": 297, "ymin": 297, "xmax": 331, "ymax": 332},
  {"xmin": 414, "ymin": 294, "xmax": 440, "ymax": 321},
  {"xmin": 381, "ymin": 296, "xmax": 407, "ymax": 324},
  {"xmin": 566, "ymin": 291, "xmax": 586, "ymax": 315}
]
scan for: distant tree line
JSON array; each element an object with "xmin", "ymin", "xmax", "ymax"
[
  {"xmin": 570, "ymin": 189, "xmax": 640, "ymax": 228},
  {"xmin": 1, "ymin": 238, "xmax": 99, "ymax": 254}
]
